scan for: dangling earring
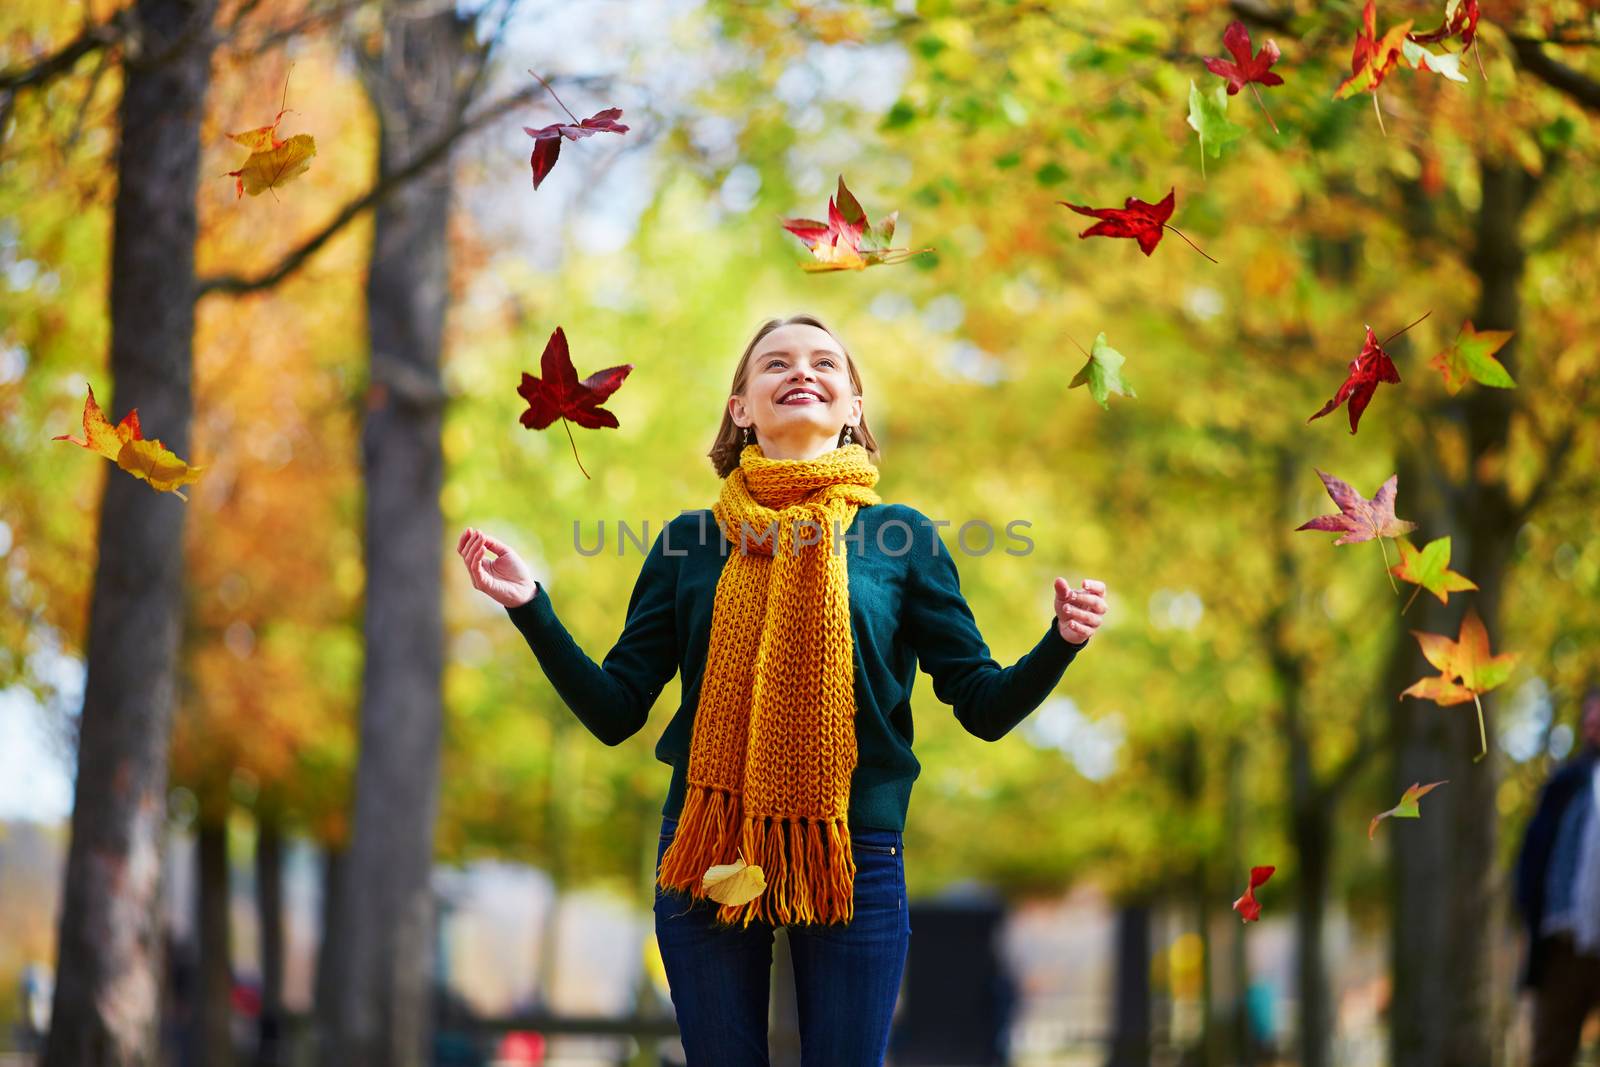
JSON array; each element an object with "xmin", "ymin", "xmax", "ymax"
[
  {"xmin": 841, "ymin": 425, "xmax": 854, "ymax": 446},
  {"xmin": 743, "ymin": 426, "xmax": 754, "ymax": 447}
]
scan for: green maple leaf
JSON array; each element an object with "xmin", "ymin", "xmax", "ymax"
[
  {"xmin": 1186, "ymin": 79, "xmax": 1245, "ymax": 178},
  {"xmin": 1390, "ymin": 536, "xmax": 1478, "ymax": 612},
  {"xmin": 1069, "ymin": 333, "xmax": 1137, "ymax": 410},
  {"xmin": 1430, "ymin": 321, "xmax": 1515, "ymax": 395},
  {"xmin": 1369, "ymin": 780, "xmax": 1448, "ymax": 839}
]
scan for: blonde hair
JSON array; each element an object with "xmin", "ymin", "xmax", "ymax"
[{"xmin": 708, "ymin": 314, "xmax": 882, "ymax": 479}]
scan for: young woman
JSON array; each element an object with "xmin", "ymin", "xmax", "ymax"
[{"xmin": 457, "ymin": 313, "xmax": 1107, "ymax": 1066}]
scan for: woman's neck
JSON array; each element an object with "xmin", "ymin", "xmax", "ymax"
[{"xmin": 755, "ymin": 433, "xmax": 839, "ymax": 462}]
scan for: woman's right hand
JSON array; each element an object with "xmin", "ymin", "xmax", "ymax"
[{"xmin": 458, "ymin": 527, "xmax": 539, "ymax": 608}]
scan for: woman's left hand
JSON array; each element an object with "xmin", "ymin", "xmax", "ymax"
[{"xmin": 1054, "ymin": 577, "xmax": 1107, "ymax": 645}]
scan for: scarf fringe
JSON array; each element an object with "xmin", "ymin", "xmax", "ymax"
[{"xmin": 656, "ymin": 783, "xmax": 857, "ymax": 928}]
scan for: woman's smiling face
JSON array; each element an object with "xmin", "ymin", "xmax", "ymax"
[{"xmin": 736, "ymin": 323, "xmax": 861, "ymax": 442}]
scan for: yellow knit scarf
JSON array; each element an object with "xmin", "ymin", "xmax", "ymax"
[{"xmin": 656, "ymin": 442, "xmax": 883, "ymax": 927}]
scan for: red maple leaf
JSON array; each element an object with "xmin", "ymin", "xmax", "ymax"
[
  {"xmin": 517, "ymin": 326, "xmax": 633, "ymax": 479},
  {"xmin": 1056, "ymin": 189, "xmax": 1216, "ymax": 262},
  {"xmin": 1307, "ymin": 315, "xmax": 1431, "ymax": 434},
  {"xmin": 779, "ymin": 175, "xmax": 928, "ymax": 271},
  {"xmin": 1409, "ymin": 0, "xmax": 1479, "ymax": 49},
  {"xmin": 1204, "ymin": 20, "xmax": 1284, "ymax": 132},
  {"xmin": 523, "ymin": 71, "xmax": 629, "ymax": 191},
  {"xmin": 1233, "ymin": 866, "xmax": 1275, "ymax": 923}
]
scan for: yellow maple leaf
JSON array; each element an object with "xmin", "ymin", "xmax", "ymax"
[
  {"xmin": 701, "ymin": 855, "xmax": 767, "ymax": 906},
  {"xmin": 54, "ymin": 383, "xmax": 203, "ymax": 500},
  {"xmin": 227, "ymin": 133, "xmax": 316, "ymax": 199}
]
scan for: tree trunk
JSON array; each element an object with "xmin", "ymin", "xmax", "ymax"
[
  {"xmin": 317, "ymin": 5, "xmax": 472, "ymax": 1064},
  {"xmin": 42, "ymin": 0, "xmax": 218, "ymax": 1063},
  {"xmin": 197, "ymin": 819, "xmax": 234, "ymax": 1067},
  {"xmin": 1270, "ymin": 448, "xmax": 1334, "ymax": 1067},
  {"xmin": 1290, "ymin": 806, "xmax": 1330, "ymax": 1067},
  {"xmin": 313, "ymin": 845, "xmax": 344, "ymax": 1043},
  {"xmin": 1388, "ymin": 158, "xmax": 1532, "ymax": 1067},
  {"xmin": 1104, "ymin": 901, "xmax": 1152, "ymax": 1067},
  {"xmin": 255, "ymin": 819, "xmax": 286, "ymax": 1067}
]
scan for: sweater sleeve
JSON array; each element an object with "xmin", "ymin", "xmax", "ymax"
[
  {"xmin": 503, "ymin": 527, "xmax": 679, "ymax": 746},
  {"xmin": 902, "ymin": 514, "xmax": 1086, "ymax": 742}
]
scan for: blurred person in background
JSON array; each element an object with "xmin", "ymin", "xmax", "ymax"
[{"xmin": 1515, "ymin": 685, "xmax": 1600, "ymax": 1067}]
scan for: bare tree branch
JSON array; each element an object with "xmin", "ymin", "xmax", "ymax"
[
  {"xmin": 195, "ymin": 79, "xmax": 549, "ymax": 298},
  {"xmin": 0, "ymin": 15, "xmax": 127, "ymax": 92},
  {"xmin": 1508, "ymin": 34, "xmax": 1600, "ymax": 113}
]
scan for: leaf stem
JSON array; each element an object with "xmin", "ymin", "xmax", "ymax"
[
  {"xmin": 1401, "ymin": 583, "xmax": 1422, "ymax": 614},
  {"xmin": 1378, "ymin": 536, "xmax": 1399, "ymax": 594},
  {"xmin": 1162, "ymin": 224, "xmax": 1219, "ymax": 264},
  {"xmin": 1373, "ymin": 91, "xmax": 1388, "ymax": 137},
  {"xmin": 528, "ymin": 68, "xmax": 581, "ymax": 124},
  {"xmin": 1250, "ymin": 83, "xmax": 1280, "ymax": 134},
  {"xmin": 1473, "ymin": 39, "xmax": 1486, "ymax": 80},
  {"xmin": 1064, "ymin": 332, "xmax": 1092, "ymax": 359},
  {"xmin": 1471, "ymin": 692, "xmax": 1487, "ymax": 763},
  {"xmin": 561, "ymin": 417, "xmax": 591, "ymax": 480},
  {"xmin": 1382, "ymin": 310, "xmax": 1433, "ymax": 347}
]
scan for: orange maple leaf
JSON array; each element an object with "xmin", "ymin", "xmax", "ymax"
[{"xmin": 1399, "ymin": 606, "xmax": 1518, "ymax": 761}]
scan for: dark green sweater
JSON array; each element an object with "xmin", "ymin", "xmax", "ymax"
[{"xmin": 505, "ymin": 502, "xmax": 1087, "ymax": 831}]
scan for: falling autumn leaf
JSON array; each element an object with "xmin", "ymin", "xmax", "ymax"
[
  {"xmin": 1430, "ymin": 321, "xmax": 1515, "ymax": 395},
  {"xmin": 524, "ymin": 70, "xmax": 629, "ymax": 190},
  {"xmin": 53, "ymin": 383, "xmax": 203, "ymax": 500},
  {"xmin": 1307, "ymin": 313, "xmax": 1431, "ymax": 434},
  {"xmin": 1390, "ymin": 536, "xmax": 1478, "ymax": 613},
  {"xmin": 1187, "ymin": 80, "xmax": 1246, "ymax": 177},
  {"xmin": 228, "ymin": 106, "xmax": 293, "ymax": 153},
  {"xmin": 1203, "ymin": 19, "xmax": 1284, "ymax": 132},
  {"xmin": 517, "ymin": 326, "xmax": 633, "ymax": 480},
  {"xmin": 1369, "ymin": 780, "xmax": 1448, "ymax": 839},
  {"xmin": 1401, "ymin": 38, "xmax": 1469, "ymax": 83},
  {"xmin": 702, "ymin": 855, "xmax": 767, "ymax": 906},
  {"xmin": 1334, "ymin": 0, "xmax": 1414, "ymax": 101},
  {"xmin": 226, "ymin": 134, "xmax": 316, "ymax": 199},
  {"xmin": 1069, "ymin": 332, "xmax": 1136, "ymax": 409},
  {"xmin": 1400, "ymin": 606, "xmax": 1519, "ymax": 762},
  {"xmin": 1056, "ymin": 188, "xmax": 1216, "ymax": 263},
  {"xmin": 780, "ymin": 174, "xmax": 931, "ymax": 271},
  {"xmin": 1296, "ymin": 469, "xmax": 1418, "ymax": 546},
  {"xmin": 1409, "ymin": 0, "xmax": 1480, "ymax": 49},
  {"xmin": 1233, "ymin": 865, "xmax": 1275, "ymax": 923},
  {"xmin": 1296, "ymin": 469, "xmax": 1416, "ymax": 593},
  {"xmin": 223, "ymin": 69, "xmax": 318, "ymax": 200}
]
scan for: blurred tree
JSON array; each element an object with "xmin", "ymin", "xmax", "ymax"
[
  {"xmin": 16, "ymin": 0, "xmax": 223, "ymax": 1062},
  {"xmin": 319, "ymin": 2, "xmax": 487, "ymax": 1062}
]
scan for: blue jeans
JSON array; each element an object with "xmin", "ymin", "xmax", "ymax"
[{"xmin": 654, "ymin": 813, "xmax": 912, "ymax": 1066}]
